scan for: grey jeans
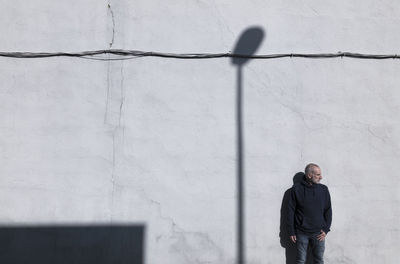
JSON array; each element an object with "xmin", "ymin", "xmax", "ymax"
[{"xmin": 296, "ymin": 231, "xmax": 325, "ymax": 264}]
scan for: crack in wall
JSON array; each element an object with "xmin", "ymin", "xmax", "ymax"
[
  {"xmin": 119, "ymin": 62, "xmax": 125, "ymax": 129},
  {"xmin": 104, "ymin": 60, "xmax": 125, "ymax": 222},
  {"xmin": 107, "ymin": 1, "xmax": 116, "ymax": 48},
  {"xmin": 246, "ymin": 67, "xmax": 313, "ymax": 131},
  {"xmin": 337, "ymin": 121, "xmax": 400, "ymax": 154},
  {"xmin": 110, "ymin": 62, "xmax": 125, "ymax": 222},
  {"xmin": 194, "ymin": 0, "xmax": 235, "ymax": 51},
  {"xmin": 104, "ymin": 60, "xmax": 111, "ymax": 124},
  {"xmin": 366, "ymin": 125, "xmax": 387, "ymax": 143},
  {"xmin": 210, "ymin": 1, "xmax": 235, "ymax": 50},
  {"xmin": 137, "ymin": 189, "xmax": 224, "ymax": 263},
  {"xmin": 110, "ymin": 129, "xmax": 117, "ymax": 222}
]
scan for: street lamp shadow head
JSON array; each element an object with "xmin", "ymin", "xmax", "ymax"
[{"xmin": 231, "ymin": 27, "xmax": 265, "ymax": 66}]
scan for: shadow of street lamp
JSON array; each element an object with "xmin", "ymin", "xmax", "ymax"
[{"xmin": 231, "ymin": 26, "xmax": 264, "ymax": 264}]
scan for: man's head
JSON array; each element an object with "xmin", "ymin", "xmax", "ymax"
[{"xmin": 305, "ymin": 163, "xmax": 322, "ymax": 184}]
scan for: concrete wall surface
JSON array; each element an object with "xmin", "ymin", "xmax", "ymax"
[{"xmin": 1, "ymin": 1, "xmax": 400, "ymax": 263}]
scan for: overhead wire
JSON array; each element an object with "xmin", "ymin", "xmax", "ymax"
[{"xmin": 0, "ymin": 49, "xmax": 399, "ymax": 60}]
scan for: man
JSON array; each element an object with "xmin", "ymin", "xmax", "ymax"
[{"xmin": 287, "ymin": 163, "xmax": 332, "ymax": 264}]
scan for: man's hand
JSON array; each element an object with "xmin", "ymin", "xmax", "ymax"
[
  {"xmin": 290, "ymin": 235, "xmax": 296, "ymax": 243},
  {"xmin": 317, "ymin": 230, "xmax": 326, "ymax": 241}
]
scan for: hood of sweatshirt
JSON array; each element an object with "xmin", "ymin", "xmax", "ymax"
[
  {"xmin": 288, "ymin": 176, "xmax": 332, "ymax": 235},
  {"xmin": 300, "ymin": 176, "xmax": 317, "ymax": 196}
]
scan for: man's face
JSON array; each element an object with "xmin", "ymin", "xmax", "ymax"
[{"xmin": 307, "ymin": 167, "xmax": 322, "ymax": 184}]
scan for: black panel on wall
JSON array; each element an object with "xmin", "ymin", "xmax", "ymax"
[{"xmin": 0, "ymin": 225, "xmax": 145, "ymax": 264}]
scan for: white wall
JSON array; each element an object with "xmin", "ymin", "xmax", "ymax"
[{"xmin": 1, "ymin": 1, "xmax": 399, "ymax": 263}]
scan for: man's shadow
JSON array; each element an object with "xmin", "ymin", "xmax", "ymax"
[{"xmin": 279, "ymin": 172, "xmax": 313, "ymax": 264}]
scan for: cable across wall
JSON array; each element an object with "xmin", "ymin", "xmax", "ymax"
[{"xmin": 1, "ymin": 50, "xmax": 400, "ymax": 60}]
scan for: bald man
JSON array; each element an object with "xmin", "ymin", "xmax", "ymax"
[{"xmin": 287, "ymin": 163, "xmax": 332, "ymax": 264}]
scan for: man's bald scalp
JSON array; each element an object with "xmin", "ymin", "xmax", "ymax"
[{"xmin": 305, "ymin": 163, "xmax": 319, "ymax": 175}]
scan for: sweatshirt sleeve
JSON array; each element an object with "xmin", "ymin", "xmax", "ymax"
[
  {"xmin": 323, "ymin": 187, "xmax": 332, "ymax": 234},
  {"xmin": 287, "ymin": 188, "xmax": 296, "ymax": 236}
]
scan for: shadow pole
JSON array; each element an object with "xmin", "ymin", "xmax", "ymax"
[
  {"xmin": 237, "ymin": 65, "xmax": 244, "ymax": 264},
  {"xmin": 231, "ymin": 27, "xmax": 264, "ymax": 264}
]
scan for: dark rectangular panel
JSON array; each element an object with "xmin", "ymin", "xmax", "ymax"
[{"xmin": 0, "ymin": 225, "xmax": 144, "ymax": 264}]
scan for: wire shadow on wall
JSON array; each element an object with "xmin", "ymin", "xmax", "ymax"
[
  {"xmin": 0, "ymin": 224, "xmax": 145, "ymax": 264},
  {"xmin": 231, "ymin": 27, "xmax": 264, "ymax": 264}
]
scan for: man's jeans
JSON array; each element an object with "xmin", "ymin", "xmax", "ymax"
[{"xmin": 296, "ymin": 231, "xmax": 325, "ymax": 264}]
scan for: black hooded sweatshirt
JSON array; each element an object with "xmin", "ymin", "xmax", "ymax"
[{"xmin": 287, "ymin": 177, "xmax": 332, "ymax": 236}]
